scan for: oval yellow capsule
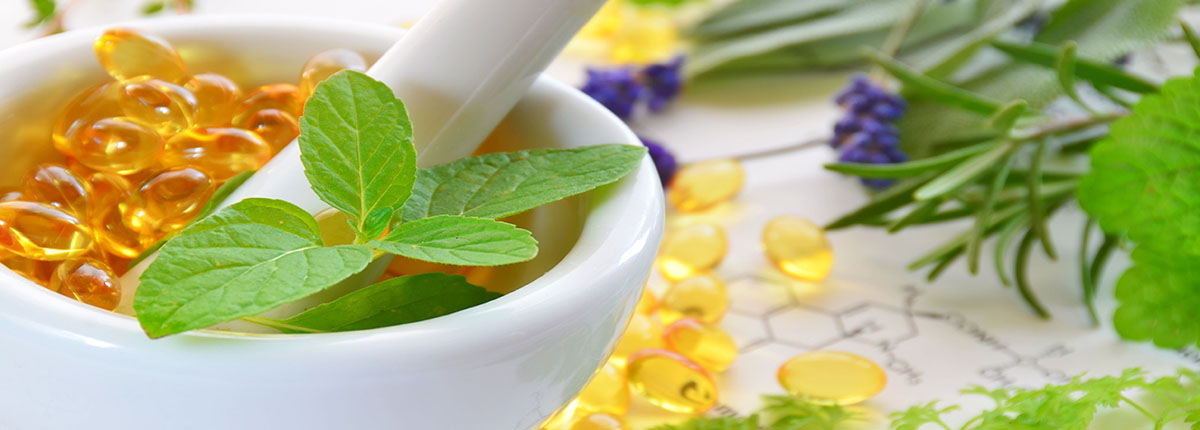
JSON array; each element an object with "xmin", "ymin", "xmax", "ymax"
[
  {"xmin": 118, "ymin": 76, "xmax": 198, "ymax": 137},
  {"xmin": 72, "ymin": 117, "xmax": 165, "ymax": 175},
  {"xmin": 627, "ymin": 349, "xmax": 718, "ymax": 413},
  {"xmin": 125, "ymin": 167, "xmax": 215, "ymax": 233},
  {"xmin": 52, "ymin": 82, "xmax": 123, "ymax": 155},
  {"xmin": 609, "ymin": 312, "xmax": 663, "ymax": 367},
  {"xmin": 51, "ymin": 258, "xmax": 122, "ymax": 311},
  {"xmin": 93, "ymin": 28, "xmax": 188, "ymax": 83},
  {"xmin": 88, "ymin": 173, "xmax": 155, "ymax": 259},
  {"xmin": 0, "ymin": 201, "xmax": 93, "ymax": 261},
  {"xmin": 777, "ymin": 350, "xmax": 887, "ymax": 405},
  {"xmin": 763, "ymin": 215, "xmax": 834, "ymax": 282},
  {"xmin": 667, "ymin": 158, "xmax": 743, "ymax": 212},
  {"xmin": 657, "ymin": 223, "xmax": 727, "ymax": 281},
  {"xmin": 185, "ymin": 73, "xmax": 242, "ymax": 126},
  {"xmin": 633, "ymin": 288, "xmax": 657, "ymax": 316},
  {"xmin": 0, "ymin": 253, "xmax": 57, "ymax": 286},
  {"xmin": 568, "ymin": 413, "xmax": 626, "ymax": 430},
  {"xmin": 575, "ymin": 361, "xmax": 630, "ymax": 416},
  {"xmin": 162, "ymin": 127, "xmax": 272, "ymax": 181},
  {"xmin": 299, "ymin": 48, "xmax": 368, "ymax": 100},
  {"xmin": 658, "ymin": 273, "xmax": 728, "ymax": 325},
  {"xmin": 663, "ymin": 317, "xmax": 738, "ymax": 372},
  {"xmin": 242, "ymin": 108, "xmax": 299, "ymax": 153},
  {"xmin": 24, "ymin": 164, "xmax": 92, "ymax": 218},
  {"xmin": 233, "ymin": 83, "xmax": 303, "ymax": 126}
]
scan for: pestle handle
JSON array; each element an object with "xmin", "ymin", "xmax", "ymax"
[{"xmin": 116, "ymin": 0, "xmax": 606, "ymax": 312}]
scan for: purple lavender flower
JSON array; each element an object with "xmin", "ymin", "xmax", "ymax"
[
  {"xmin": 640, "ymin": 56, "xmax": 685, "ymax": 113},
  {"xmin": 839, "ymin": 134, "xmax": 909, "ymax": 189},
  {"xmin": 581, "ymin": 67, "xmax": 644, "ymax": 119},
  {"xmin": 640, "ymin": 135, "xmax": 677, "ymax": 186},
  {"xmin": 830, "ymin": 74, "xmax": 910, "ymax": 189}
]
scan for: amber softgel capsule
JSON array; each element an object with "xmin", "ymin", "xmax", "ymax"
[
  {"xmin": 299, "ymin": 49, "xmax": 369, "ymax": 99},
  {"xmin": 658, "ymin": 273, "xmax": 729, "ymax": 325},
  {"xmin": 118, "ymin": 76, "xmax": 199, "ymax": 137},
  {"xmin": 762, "ymin": 215, "xmax": 834, "ymax": 282},
  {"xmin": 567, "ymin": 413, "xmax": 626, "ymax": 430},
  {"xmin": 124, "ymin": 167, "xmax": 215, "ymax": 233},
  {"xmin": 162, "ymin": 127, "xmax": 272, "ymax": 181},
  {"xmin": 72, "ymin": 117, "xmax": 165, "ymax": 175},
  {"xmin": 656, "ymin": 223, "xmax": 727, "ymax": 281},
  {"xmin": 93, "ymin": 28, "xmax": 188, "ymax": 83},
  {"xmin": 667, "ymin": 158, "xmax": 744, "ymax": 212},
  {"xmin": 609, "ymin": 312, "xmax": 663, "ymax": 366},
  {"xmin": 51, "ymin": 259, "xmax": 121, "ymax": 311},
  {"xmin": 185, "ymin": 73, "xmax": 243, "ymax": 126},
  {"xmin": 626, "ymin": 349, "xmax": 718, "ymax": 413},
  {"xmin": 777, "ymin": 350, "xmax": 887, "ymax": 405},
  {"xmin": 0, "ymin": 201, "xmax": 93, "ymax": 261},
  {"xmin": 663, "ymin": 317, "xmax": 738, "ymax": 372}
]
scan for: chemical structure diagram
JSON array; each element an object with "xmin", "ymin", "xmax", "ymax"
[{"xmin": 718, "ymin": 274, "xmax": 1074, "ymax": 388}]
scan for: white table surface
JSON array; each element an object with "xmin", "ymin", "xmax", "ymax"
[{"xmin": 1, "ymin": 2, "xmax": 1194, "ymax": 429}]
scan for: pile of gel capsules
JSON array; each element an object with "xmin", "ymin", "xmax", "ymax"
[
  {"xmin": 543, "ymin": 159, "xmax": 888, "ymax": 430},
  {"xmin": 0, "ymin": 29, "xmax": 368, "ymax": 311}
]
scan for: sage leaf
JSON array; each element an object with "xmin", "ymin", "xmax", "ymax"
[
  {"xmin": 402, "ymin": 144, "xmax": 645, "ymax": 222},
  {"xmin": 134, "ymin": 198, "xmax": 373, "ymax": 338},
  {"xmin": 371, "ymin": 215, "xmax": 537, "ymax": 266},
  {"xmin": 275, "ymin": 273, "xmax": 500, "ymax": 333},
  {"xmin": 299, "ymin": 70, "xmax": 416, "ymax": 235}
]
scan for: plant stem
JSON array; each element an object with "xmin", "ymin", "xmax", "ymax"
[
  {"xmin": 1015, "ymin": 228, "xmax": 1052, "ymax": 319},
  {"xmin": 241, "ymin": 316, "xmax": 326, "ymax": 334},
  {"xmin": 1011, "ymin": 112, "xmax": 1124, "ymax": 141},
  {"xmin": 1119, "ymin": 395, "xmax": 1158, "ymax": 423},
  {"xmin": 876, "ymin": 0, "xmax": 933, "ymax": 81},
  {"xmin": 1080, "ymin": 219, "xmax": 1099, "ymax": 325}
]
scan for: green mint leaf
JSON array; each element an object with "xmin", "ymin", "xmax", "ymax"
[
  {"xmin": 134, "ymin": 198, "xmax": 372, "ymax": 338},
  {"xmin": 141, "ymin": 1, "xmax": 166, "ymax": 15},
  {"xmin": 24, "ymin": 0, "xmax": 56, "ymax": 27},
  {"xmin": 402, "ymin": 144, "xmax": 646, "ymax": 222},
  {"xmin": 273, "ymin": 273, "xmax": 499, "ymax": 333},
  {"xmin": 370, "ymin": 215, "xmax": 537, "ymax": 266},
  {"xmin": 1111, "ymin": 247, "xmax": 1200, "ymax": 349},
  {"xmin": 127, "ymin": 169, "xmax": 256, "ymax": 268},
  {"xmin": 361, "ymin": 207, "xmax": 392, "ymax": 242},
  {"xmin": 299, "ymin": 69, "xmax": 416, "ymax": 235}
]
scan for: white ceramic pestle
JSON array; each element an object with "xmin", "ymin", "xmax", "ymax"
[{"xmin": 116, "ymin": 0, "xmax": 607, "ymax": 311}]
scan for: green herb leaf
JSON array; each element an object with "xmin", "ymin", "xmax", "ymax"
[
  {"xmin": 825, "ymin": 173, "xmax": 936, "ymax": 230},
  {"xmin": 1182, "ymin": 20, "xmax": 1200, "ymax": 60},
  {"xmin": 24, "ymin": 0, "xmax": 56, "ymax": 28},
  {"xmin": 866, "ymin": 49, "xmax": 1003, "ymax": 115},
  {"xmin": 133, "ymin": 198, "xmax": 373, "ymax": 338},
  {"xmin": 989, "ymin": 40, "xmax": 1159, "ymax": 94},
  {"xmin": 127, "ymin": 169, "xmax": 256, "ymax": 268},
  {"xmin": 689, "ymin": 0, "xmax": 845, "ymax": 39},
  {"xmin": 141, "ymin": 1, "xmax": 166, "ymax": 15},
  {"xmin": 360, "ymin": 207, "xmax": 392, "ymax": 242},
  {"xmin": 272, "ymin": 273, "xmax": 500, "ymax": 333},
  {"xmin": 402, "ymin": 144, "xmax": 646, "ymax": 222},
  {"xmin": 299, "ymin": 70, "xmax": 416, "ymax": 235},
  {"xmin": 824, "ymin": 141, "xmax": 998, "ymax": 179},
  {"xmin": 371, "ymin": 216, "xmax": 537, "ymax": 266},
  {"xmin": 913, "ymin": 141, "xmax": 1014, "ymax": 200}
]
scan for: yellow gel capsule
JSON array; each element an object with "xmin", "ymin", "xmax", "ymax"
[
  {"xmin": 51, "ymin": 259, "xmax": 121, "ymax": 311},
  {"xmin": 299, "ymin": 48, "xmax": 368, "ymax": 99},
  {"xmin": 610, "ymin": 312, "xmax": 663, "ymax": 366},
  {"xmin": 634, "ymin": 288, "xmax": 657, "ymax": 315},
  {"xmin": 93, "ymin": 28, "xmax": 188, "ymax": 83},
  {"xmin": 72, "ymin": 117, "xmax": 165, "ymax": 175},
  {"xmin": 125, "ymin": 167, "xmax": 215, "ymax": 233},
  {"xmin": 658, "ymin": 273, "xmax": 728, "ymax": 325},
  {"xmin": 667, "ymin": 159, "xmax": 744, "ymax": 212},
  {"xmin": 762, "ymin": 215, "xmax": 834, "ymax": 282},
  {"xmin": 657, "ymin": 223, "xmax": 727, "ymax": 281},
  {"xmin": 233, "ymin": 83, "xmax": 303, "ymax": 126},
  {"xmin": 663, "ymin": 317, "xmax": 738, "ymax": 372},
  {"xmin": 185, "ymin": 73, "xmax": 242, "ymax": 126},
  {"xmin": 53, "ymin": 82, "xmax": 123, "ymax": 155},
  {"xmin": 0, "ymin": 201, "xmax": 93, "ymax": 261},
  {"xmin": 0, "ymin": 190, "xmax": 21, "ymax": 202},
  {"xmin": 568, "ymin": 413, "xmax": 626, "ymax": 430},
  {"xmin": 88, "ymin": 173, "xmax": 154, "ymax": 259},
  {"xmin": 243, "ymin": 109, "xmax": 300, "ymax": 153},
  {"xmin": 0, "ymin": 253, "xmax": 57, "ymax": 286},
  {"xmin": 24, "ymin": 164, "xmax": 92, "ymax": 218},
  {"xmin": 777, "ymin": 350, "xmax": 887, "ymax": 405},
  {"xmin": 575, "ymin": 361, "xmax": 630, "ymax": 416},
  {"xmin": 118, "ymin": 77, "xmax": 198, "ymax": 136},
  {"xmin": 627, "ymin": 349, "xmax": 718, "ymax": 414},
  {"xmin": 163, "ymin": 127, "xmax": 272, "ymax": 181}
]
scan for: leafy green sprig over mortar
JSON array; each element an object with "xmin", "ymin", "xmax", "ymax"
[{"xmin": 132, "ymin": 70, "xmax": 646, "ymax": 338}]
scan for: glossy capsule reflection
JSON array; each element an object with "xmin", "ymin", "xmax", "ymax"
[
  {"xmin": 125, "ymin": 167, "xmax": 215, "ymax": 233},
  {"xmin": 667, "ymin": 158, "xmax": 744, "ymax": 212},
  {"xmin": 0, "ymin": 201, "xmax": 92, "ymax": 261},
  {"xmin": 574, "ymin": 361, "xmax": 630, "ymax": 416},
  {"xmin": 299, "ymin": 49, "xmax": 368, "ymax": 99},
  {"xmin": 627, "ymin": 349, "xmax": 718, "ymax": 413},
  {"xmin": 610, "ymin": 312, "xmax": 663, "ymax": 366},
  {"xmin": 118, "ymin": 76, "xmax": 198, "ymax": 136},
  {"xmin": 634, "ymin": 288, "xmax": 657, "ymax": 315},
  {"xmin": 53, "ymin": 82, "xmax": 123, "ymax": 155},
  {"xmin": 88, "ymin": 173, "xmax": 154, "ymax": 258},
  {"xmin": 663, "ymin": 317, "xmax": 738, "ymax": 372},
  {"xmin": 777, "ymin": 350, "xmax": 887, "ymax": 405},
  {"xmin": 93, "ymin": 28, "xmax": 188, "ymax": 83},
  {"xmin": 0, "ymin": 190, "xmax": 21, "ymax": 202},
  {"xmin": 0, "ymin": 253, "xmax": 57, "ymax": 286},
  {"xmin": 233, "ymin": 83, "xmax": 303, "ymax": 126},
  {"xmin": 762, "ymin": 215, "xmax": 834, "ymax": 282},
  {"xmin": 185, "ymin": 73, "xmax": 242, "ymax": 126},
  {"xmin": 243, "ymin": 109, "xmax": 300, "ymax": 152},
  {"xmin": 163, "ymin": 127, "xmax": 272, "ymax": 181},
  {"xmin": 72, "ymin": 117, "xmax": 165, "ymax": 175},
  {"xmin": 568, "ymin": 413, "xmax": 626, "ymax": 430},
  {"xmin": 51, "ymin": 259, "xmax": 121, "ymax": 310},
  {"xmin": 658, "ymin": 273, "xmax": 728, "ymax": 325},
  {"xmin": 24, "ymin": 164, "xmax": 92, "ymax": 217},
  {"xmin": 657, "ymin": 223, "xmax": 727, "ymax": 281}
]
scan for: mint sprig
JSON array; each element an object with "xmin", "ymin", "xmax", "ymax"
[{"xmin": 134, "ymin": 70, "xmax": 646, "ymax": 338}]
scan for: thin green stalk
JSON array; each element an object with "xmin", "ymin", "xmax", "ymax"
[
  {"xmin": 994, "ymin": 214, "xmax": 1030, "ymax": 287},
  {"xmin": 1080, "ymin": 219, "xmax": 1099, "ymax": 325},
  {"xmin": 968, "ymin": 154, "xmax": 1015, "ymax": 274},
  {"xmin": 1090, "ymin": 234, "xmax": 1120, "ymax": 294},
  {"xmin": 1026, "ymin": 139, "xmax": 1057, "ymax": 259},
  {"xmin": 241, "ymin": 316, "xmax": 327, "ymax": 334},
  {"xmin": 877, "ymin": 0, "xmax": 934, "ymax": 79},
  {"xmin": 1181, "ymin": 20, "xmax": 1200, "ymax": 59},
  {"xmin": 1014, "ymin": 229, "xmax": 1052, "ymax": 319},
  {"xmin": 1119, "ymin": 395, "xmax": 1159, "ymax": 422}
]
